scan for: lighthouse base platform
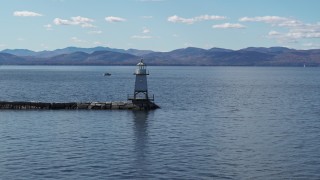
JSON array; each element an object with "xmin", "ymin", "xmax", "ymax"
[{"xmin": 0, "ymin": 101, "xmax": 159, "ymax": 110}]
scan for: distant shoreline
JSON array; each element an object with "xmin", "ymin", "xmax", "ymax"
[{"xmin": 1, "ymin": 46, "xmax": 320, "ymax": 66}]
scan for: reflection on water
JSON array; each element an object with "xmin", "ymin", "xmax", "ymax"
[{"xmin": 132, "ymin": 111, "xmax": 150, "ymax": 176}]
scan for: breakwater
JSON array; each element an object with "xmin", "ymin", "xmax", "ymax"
[{"xmin": 0, "ymin": 101, "xmax": 159, "ymax": 110}]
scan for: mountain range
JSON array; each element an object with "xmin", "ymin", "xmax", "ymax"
[{"xmin": 1, "ymin": 46, "xmax": 320, "ymax": 66}]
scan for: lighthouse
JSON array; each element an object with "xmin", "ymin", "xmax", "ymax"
[{"xmin": 128, "ymin": 59, "xmax": 157, "ymax": 109}]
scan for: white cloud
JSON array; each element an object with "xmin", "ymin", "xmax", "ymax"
[
  {"xmin": 105, "ymin": 16, "xmax": 126, "ymax": 23},
  {"xmin": 131, "ymin": 27, "xmax": 152, "ymax": 39},
  {"xmin": 93, "ymin": 41, "xmax": 111, "ymax": 47},
  {"xmin": 54, "ymin": 18, "xmax": 73, "ymax": 25},
  {"xmin": 131, "ymin": 35, "xmax": 152, "ymax": 39},
  {"xmin": 212, "ymin": 23, "xmax": 246, "ymax": 29},
  {"xmin": 88, "ymin": 30, "xmax": 102, "ymax": 34},
  {"xmin": 239, "ymin": 16, "xmax": 304, "ymax": 28},
  {"xmin": 44, "ymin": 24, "xmax": 53, "ymax": 30},
  {"xmin": 268, "ymin": 30, "xmax": 281, "ymax": 36},
  {"xmin": 267, "ymin": 25, "xmax": 320, "ymax": 45},
  {"xmin": 239, "ymin": 16, "xmax": 289, "ymax": 23},
  {"xmin": 302, "ymin": 43, "xmax": 320, "ymax": 49},
  {"xmin": 168, "ymin": 15, "xmax": 226, "ymax": 24},
  {"xmin": 13, "ymin": 11, "xmax": 43, "ymax": 17},
  {"xmin": 70, "ymin": 37, "xmax": 86, "ymax": 43},
  {"xmin": 197, "ymin": 15, "xmax": 227, "ymax": 21},
  {"xmin": 93, "ymin": 41, "xmax": 103, "ymax": 45},
  {"xmin": 0, "ymin": 44, "xmax": 6, "ymax": 48},
  {"xmin": 241, "ymin": 16, "xmax": 320, "ymax": 45},
  {"xmin": 184, "ymin": 42, "xmax": 193, "ymax": 47},
  {"xmin": 287, "ymin": 29, "xmax": 320, "ymax": 39},
  {"xmin": 71, "ymin": 16, "xmax": 95, "ymax": 27},
  {"xmin": 81, "ymin": 23, "xmax": 96, "ymax": 28},
  {"xmin": 71, "ymin": 16, "xmax": 93, "ymax": 23},
  {"xmin": 142, "ymin": 27, "xmax": 150, "ymax": 34},
  {"xmin": 141, "ymin": 16, "xmax": 153, "ymax": 19},
  {"xmin": 303, "ymin": 43, "xmax": 313, "ymax": 47},
  {"xmin": 54, "ymin": 16, "xmax": 95, "ymax": 28},
  {"xmin": 278, "ymin": 20, "xmax": 303, "ymax": 27},
  {"xmin": 268, "ymin": 24, "xmax": 320, "ymax": 39}
]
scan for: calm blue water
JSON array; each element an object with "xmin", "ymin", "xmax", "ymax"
[{"xmin": 0, "ymin": 66, "xmax": 320, "ymax": 179}]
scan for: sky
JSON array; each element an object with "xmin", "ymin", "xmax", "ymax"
[{"xmin": 1, "ymin": 0, "xmax": 320, "ymax": 51}]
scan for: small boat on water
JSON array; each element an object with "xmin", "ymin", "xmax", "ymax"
[{"xmin": 104, "ymin": 73, "xmax": 111, "ymax": 76}]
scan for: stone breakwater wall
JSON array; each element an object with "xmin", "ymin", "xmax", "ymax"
[{"xmin": 0, "ymin": 101, "xmax": 159, "ymax": 110}]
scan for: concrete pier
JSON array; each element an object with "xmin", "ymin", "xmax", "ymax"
[{"xmin": 0, "ymin": 101, "xmax": 159, "ymax": 110}]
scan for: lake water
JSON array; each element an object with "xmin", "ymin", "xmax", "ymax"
[{"xmin": 0, "ymin": 66, "xmax": 319, "ymax": 179}]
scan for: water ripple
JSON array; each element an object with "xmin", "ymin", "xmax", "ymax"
[{"xmin": 0, "ymin": 66, "xmax": 320, "ymax": 179}]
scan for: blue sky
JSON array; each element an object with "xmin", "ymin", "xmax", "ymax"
[{"xmin": 1, "ymin": 0, "xmax": 320, "ymax": 51}]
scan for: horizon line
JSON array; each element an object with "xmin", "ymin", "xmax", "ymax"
[{"xmin": 1, "ymin": 45, "xmax": 319, "ymax": 53}]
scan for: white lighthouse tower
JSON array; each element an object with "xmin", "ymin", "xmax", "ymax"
[{"xmin": 128, "ymin": 59, "xmax": 156, "ymax": 109}]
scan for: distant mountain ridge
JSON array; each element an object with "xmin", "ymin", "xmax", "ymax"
[
  {"xmin": 1, "ymin": 46, "xmax": 320, "ymax": 66},
  {"xmin": 1, "ymin": 46, "xmax": 154, "ymax": 58}
]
